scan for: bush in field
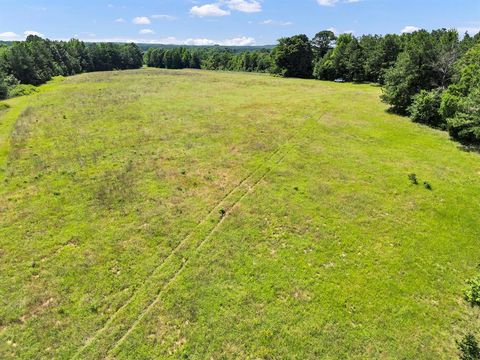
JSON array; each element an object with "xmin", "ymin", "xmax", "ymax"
[
  {"xmin": 458, "ymin": 334, "xmax": 480, "ymax": 360},
  {"xmin": 408, "ymin": 173, "xmax": 418, "ymax": 185},
  {"xmin": 409, "ymin": 89, "xmax": 445, "ymax": 128},
  {"xmin": 464, "ymin": 274, "xmax": 480, "ymax": 306},
  {"xmin": 8, "ymin": 84, "xmax": 38, "ymax": 98}
]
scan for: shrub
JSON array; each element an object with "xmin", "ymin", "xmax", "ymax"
[
  {"xmin": 408, "ymin": 173, "xmax": 418, "ymax": 185},
  {"xmin": 458, "ymin": 334, "xmax": 480, "ymax": 360},
  {"xmin": 313, "ymin": 53, "xmax": 336, "ymax": 81},
  {"xmin": 8, "ymin": 84, "xmax": 39, "ymax": 98},
  {"xmin": 440, "ymin": 87, "xmax": 462, "ymax": 120},
  {"xmin": 423, "ymin": 181, "xmax": 432, "ymax": 190},
  {"xmin": 446, "ymin": 89, "xmax": 480, "ymax": 145},
  {"xmin": 464, "ymin": 275, "xmax": 480, "ymax": 306},
  {"xmin": 4, "ymin": 74, "xmax": 20, "ymax": 87},
  {"xmin": 381, "ymin": 55, "xmax": 417, "ymax": 114},
  {"xmin": 408, "ymin": 89, "xmax": 445, "ymax": 128}
]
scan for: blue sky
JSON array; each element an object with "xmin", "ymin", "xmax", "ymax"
[{"xmin": 0, "ymin": 0, "xmax": 479, "ymax": 45}]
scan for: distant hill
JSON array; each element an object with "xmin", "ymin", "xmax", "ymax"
[
  {"xmin": 136, "ymin": 43, "xmax": 275, "ymax": 52},
  {"xmin": 0, "ymin": 39, "xmax": 274, "ymax": 52}
]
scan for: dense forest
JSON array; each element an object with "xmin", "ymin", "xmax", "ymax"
[
  {"xmin": 0, "ymin": 36, "xmax": 143, "ymax": 98},
  {"xmin": 1, "ymin": 30, "xmax": 479, "ymax": 145}
]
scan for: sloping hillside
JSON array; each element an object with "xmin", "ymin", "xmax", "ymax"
[{"xmin": 0, "ymin": 69, "xmax": 479, "ymax": 359}]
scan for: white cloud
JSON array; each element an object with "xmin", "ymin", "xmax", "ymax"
[
  {"xmin": 327, "ymin": 27, "xmax": 338, "ymax": 34},
  {"xmin": 139, "ymin": 29, "xmax": 155, "ymax": 35},
  {"xmin": 0, "ymin": 31, "xmax": 45, "ymax": 41},
  {"xmin": 0, "ymin": 31, "xmax": 22, "ymax": 40},
  {"xmin": 223, "ymin": 36, "xmax": 256, "ymax": 46},
  {"xmin": 190, "ymin": 4, "xmax": 230, "ymax": 17},
  {"xmin": 115, "ymin": 18, "xmax": 126, "ymax": 23},
  {"xmin": 401, "ymin": 25, "xmax": 420, "ymax": 33},
  {"xmin": 132, "ymin": 16, "xmax": 151, "ymax": 25},
  {"xmin": 317, "ymin": 0, "xmax": 360, "ymax": 6},
  {"xmin": 458, "ymin": 27, "xmax": 480, "ymax": 35},
  {"xmin": 317, "ymin": 0, "xmax": 339, "ymax": 6},
  {"xmin": 76, "ymin": 35, "xmax": 256, "ymax": 46},
  {"xmin": 261, "ymin": 19, "xmax": 293, "ymax": 26},
  {"xmin": 226, "ymin": 0, "xmax": 262, "ymax": 13},
  {"xmin": 190, "ymin": 1, "xmax": 261, "ymax": 17},
  {"xmin": 184, "ymin": 38, "xmax": 217, "ymax": 46},
  {"xmin": 24, "ymin": 30, "xmax": 45, "ymax": 37},
  {"xmin": 151, "ymin": 14, "xmax": 177, "ymax": 21},
  {"xmin": 184, "ymin": 36, "xmax": 255, "ymax": 46}
]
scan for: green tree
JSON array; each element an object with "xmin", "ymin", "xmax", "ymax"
[
  {"xmin": 440, "ymin": 42, "xmax": 480, "ymax": 143},
  {"xmin": 382, "ymin": 30, "xmax": 458, "ymax": 114},
  {"xmin": 0, "ymin": 75, "xmax": 8, "ymax": 100},
  {"xmin": 408, "ymin": 89, "xmax": 444, "ymax": 128},
  {"xmin": 345, "ymin": 37, "xmax": 365, "ymax": 82},
  {"xmin": 313, "ymin": 50, "xmax": 336, "ymax": 80},
  {"xmin": 311, "ymin": 30, "xmax": 336, "ymax": 59},
  {"xmin": 272, "ymin": 34, "xmax": 313, "ymax": 78}
]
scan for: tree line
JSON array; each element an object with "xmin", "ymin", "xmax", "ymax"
[
  {"xmin": 144, "ymin": 47, "xmax": 272, "ymax": 73},
  {"xmin": 270, "ymin": 29, "xmax": 480, "ymax": 145},
  {"xmin": 0, "ymin": 35, "xmax": 143, "ymax": 99},
  {"xmin": 1, "ymin": 30, "xmax": 479, "ymax": 145}
]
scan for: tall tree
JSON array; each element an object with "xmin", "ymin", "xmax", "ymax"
[
  {"xmin": 272, "ymin": 34, "xmax": 313, "ymax": 78},
  {"xmin": 311, "ymin": 30, "xmax": 336, "ymax": 59}
]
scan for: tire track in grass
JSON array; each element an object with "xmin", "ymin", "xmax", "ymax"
[
  {"xmin": 72, "ymin": 142, "xmax": 292, "ymax": 359},
  {"xmin": 107, "ymin": 151, "xmax": 290, "ymax": 357}
]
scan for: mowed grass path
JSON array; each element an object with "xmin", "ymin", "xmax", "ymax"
[{"xmin": 0, "ymin": 68, "xmax": 479, "ymax": 359}]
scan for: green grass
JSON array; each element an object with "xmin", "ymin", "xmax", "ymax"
[{"xmin": 0, "ymin": 68, "xmax": 479, "ymax": 359}]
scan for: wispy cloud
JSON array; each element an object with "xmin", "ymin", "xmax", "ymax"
[
  {"xmin": 261, "ymin": 19, "xmax": 293, "ymax": 26},
  {"xmin": 226, "ymin": 0, "xmax": 262, "ymax": 13},
  {"xmin": 0, "ymin": 32, "xmax": 22, "ymax": 40},
  {"xmin": 132, "ymin": 16, "xmax": 151, "ymax": 25},
  {"xmin": 24, "ymin": 30, "xmax": 45, "ymax": 37},
  {"xmin": 185, "ymin": 36, "xmax": 255, "ymax": 46},
  {"xmin": 401, "ymin": 25, "xmax": 420, "ymax": 33},
  {"xmin": 151, "ymin": 14, "xmax": 177, "ymax": 21},
  {"xmin": 317, "ymin": 0, "xmax": 361, "ymax": 6},
  {"xmin": 74, "ymin": 35, "xmax": 256, "ymax": 46},
  {"xmin": 190, "ymin": 0, "xmax": 262, "ymax": 17},
  {"xmin": 190, "ymin": 4, "xmax": 231, "ymax": 17},
  {"xmin": 139, "ymin": 29, "xmax": 155, "ymax": 35},
  {"xmin": 0, "ymin": 30, "xmax": 45, "ymax": 41}
]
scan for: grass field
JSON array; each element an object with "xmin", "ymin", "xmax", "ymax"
[{"xmin": 0, "ymin": 68, "xmax": 479, "ymax": 359}]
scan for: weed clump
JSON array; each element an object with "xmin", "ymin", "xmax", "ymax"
[
  {"xmin": 458, "ymin": 333, "xmax": 480, "ymax": 360},
  {"xmin": 464, "ymin": 275, "xmax": 480, "ymax": 307},
  {"xmin": 408, "ymin": 173, "xmax": 418, "ymax": 185},
  {"xmin": 423, "ymin": 181, "xmax": 432, "ymax": 190},
  {"xmin": 219, "ymin": 209, "xmax": 226, "ymax": 218}
]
